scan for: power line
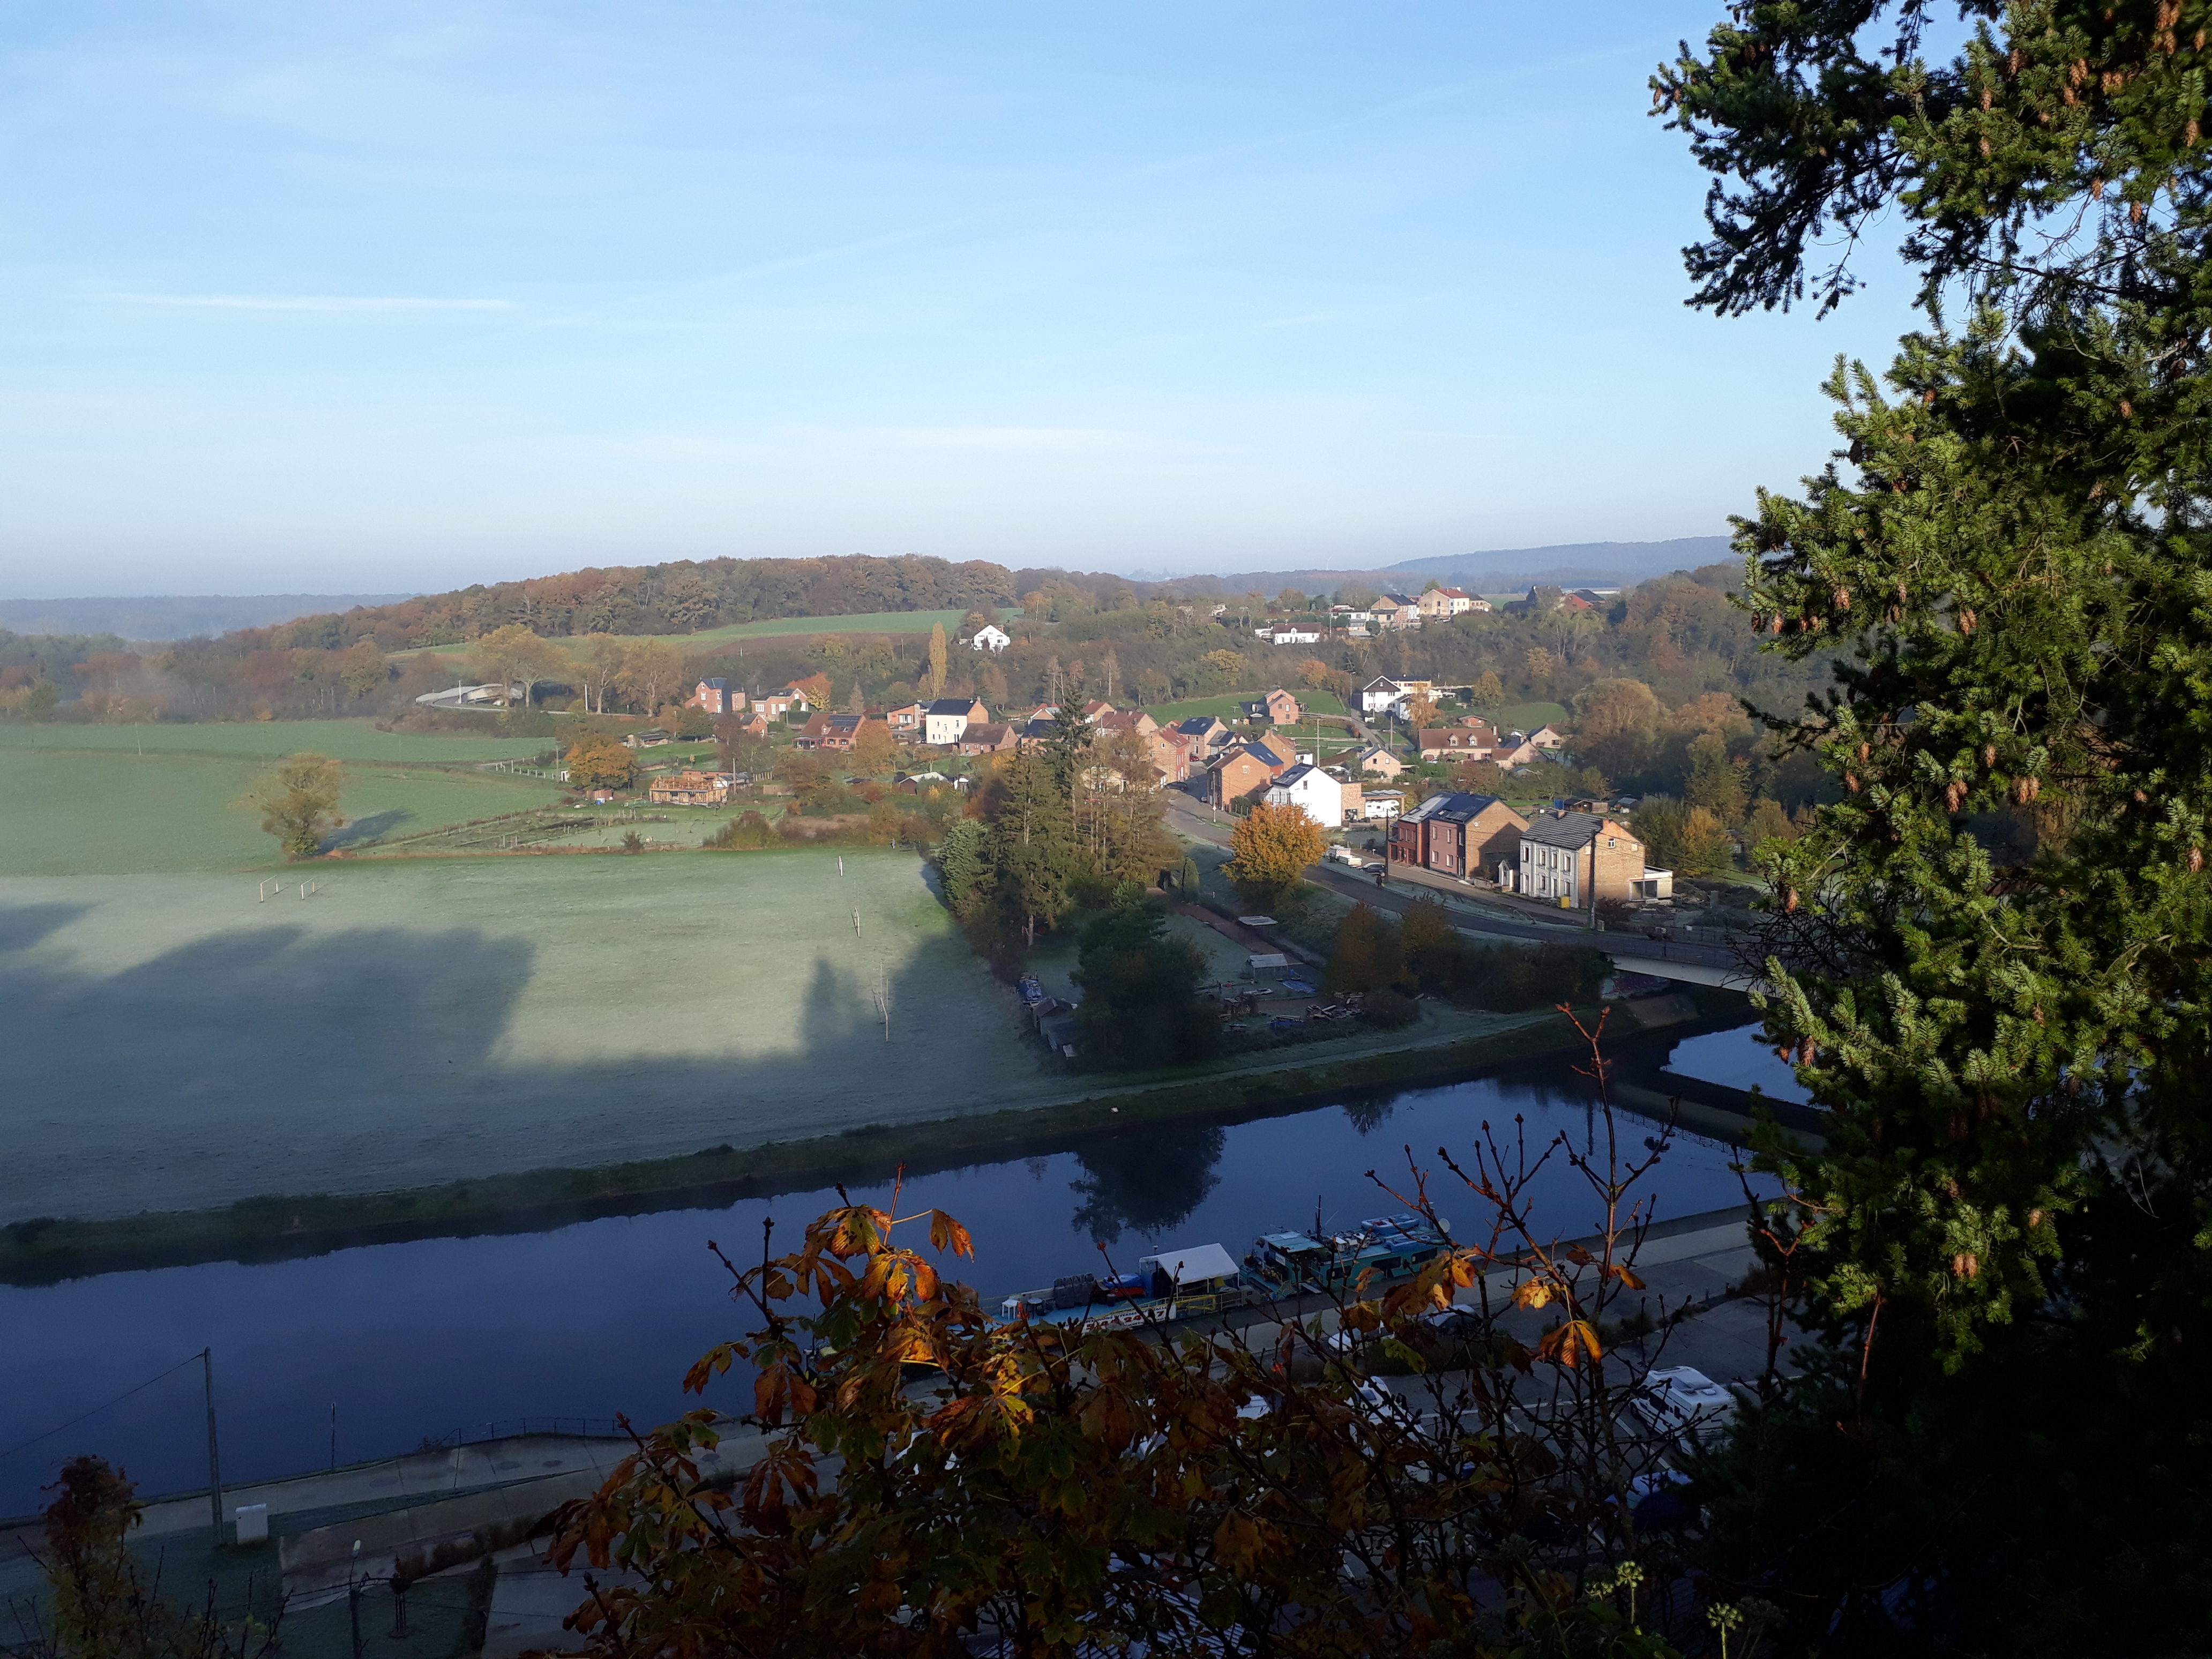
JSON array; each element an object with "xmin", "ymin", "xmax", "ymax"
[{"xmin": 0, "ymin": 1354, "xmax": 204, "ymax": 1466}]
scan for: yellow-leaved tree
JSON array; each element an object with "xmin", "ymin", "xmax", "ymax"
[
  {"xmin": 1224, "ymin": 799, "xmax": 1327, "ymax": 904},
  {"xmin": 244, "ymin": 753, "xmax": 345, "ymax": 860}
]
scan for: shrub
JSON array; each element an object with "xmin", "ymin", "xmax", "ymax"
[
  {"xmin": 705, "ymin": 811, "xmax": 778, "ymax": 850},
  {"xmin": 1361, "ymin": 986, "xmax": 1419, "ymax": 1028}
]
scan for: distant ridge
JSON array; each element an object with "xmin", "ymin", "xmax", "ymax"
[
  {"xmin": 0, "ymin": 594, "xmax": 414, "ymax": 641},
  {"xmin": 1378, "ymin": 536, "xmax": 1733, "ymax": 592},
  {"xmin": 1145, "ymin": 537, "xmax": 1735, "ymax": 596}
]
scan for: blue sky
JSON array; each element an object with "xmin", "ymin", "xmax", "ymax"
[{"xmin": 0, "ymin": 3, "xmax": 1926, "ymax": 596}]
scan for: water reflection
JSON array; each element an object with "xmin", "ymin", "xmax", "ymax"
[
  {"xmin": 0, "ymin": 1042, "xmax": 1772, "ymax": 1515},
  {"xmin": 1070, "ymin": 1124, "xmax": 1225, "ymax": 1243},
  {"xmin": 1339, "ymin": 1096, "xmax": 1395, "ymax": 1137}
]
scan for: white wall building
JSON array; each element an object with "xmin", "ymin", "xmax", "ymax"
[
  {"xmin": 1263, "ymin": 763, "xmax": 1351, "ymax": 826},
  {"xmin": 969, "ymin": 624, "xmax": 1011, "ymax": 652}
]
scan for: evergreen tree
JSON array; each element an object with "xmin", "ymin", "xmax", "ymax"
[{"xmin": 1659, "ymin": 3, "xmax": 2212, "ymax": 1645}]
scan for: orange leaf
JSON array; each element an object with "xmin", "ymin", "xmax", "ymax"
[
  {"xmin": 1512, "ymin": 1279, "xmax": 1555, "ymax": 1310},
  {"xmin": 930, "ymin": 1209, "xmax": 976, "ymax": 1258},
  {"xmin": 1606, "ymin": 1262, "xmax": 1647, "ymax": 1290}
]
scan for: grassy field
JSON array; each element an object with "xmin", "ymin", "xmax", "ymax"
[
  {"xmin": 0, "ymin": 852, "xmax": 1050, "ymax": 1223},
  {"xmin": 0, "ymin": 718, "xmax": 536, "ymax": 763},
  {"xmin": 0, "ymin": 749, "xmax": 565, "ymax": 876},
  {"xmin": 1496, "ymin": 701, "xmax": 1570, "ymax": 731}
]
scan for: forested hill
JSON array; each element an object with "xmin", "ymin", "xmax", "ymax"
[{"xmin": 242, "ymin": 555, "xmax": 1022, "ymax": 651}]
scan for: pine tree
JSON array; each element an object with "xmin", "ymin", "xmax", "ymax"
[{"xmin": 1658, "ymin": 4, "xmax": 2212, "ymax": 1642}]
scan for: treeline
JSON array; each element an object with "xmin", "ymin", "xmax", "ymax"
[{"xmin": 220, "ymin": 554, "xmax": 1019, "ymax": 652}]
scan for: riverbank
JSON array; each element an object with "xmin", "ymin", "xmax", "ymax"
[{"xmin": 0, "ymin": 992, "xmax": 1765, "ymax": 1284}]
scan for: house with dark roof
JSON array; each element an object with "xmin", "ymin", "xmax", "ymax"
[
  {"xmin": 923, "ymin": 697, "xmax": 989, "ymax": 745},
  {"xmin": 1507, "ymin": 811, "xmax": 1659, "ymax": 903},
  {"xmin": 1389, "ymin": 791, "xmax": 1528, "ymax": 880},
  {"xmin": 685, "ymin": 677, "xmax": 743, "ymax": 715}
]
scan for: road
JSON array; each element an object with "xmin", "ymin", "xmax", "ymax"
[{"xmin": 1161, "ymin": 789, "xmax": 1746, "ymax": 984}]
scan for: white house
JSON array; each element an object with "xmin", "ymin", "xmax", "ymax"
[
  {"xmin": 1358, "ymin": 676, "xmax": 1418, "ymax": 715},
  {"xmin": 923, "ymin": 697, "xmax": 988, "ymax": 745},
  {"xmin": 1262, "ymin": 626, "xmax": 1321, "ymax": 645},
  {"xmin": 969, "ymin": 624, "xmax": 1011, "ymax": 653},
  {"xmin": 1264, "ymin": 763, "xmax": 1351, "ymax": 827}
]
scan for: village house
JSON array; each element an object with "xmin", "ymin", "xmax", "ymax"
[
  {"xmin": 1367, "ymin": 594, "xmax": 1422, "ymax": 631},
  {"xmin": 648, "ymin": 769, "xmax": 730, "ymax": 806},
  {"xmin": 956, "ymin": 721, "xmax": 1017, "ymax": 757},
  {"xmin": 685, "ymin": 677, "xmax": 744, "ymax": 715},
  {"xmin": 1416, "ymin": 724, "xmax": 1497, "ymax": 761},
  {"xmin": 883, "ymin": 701, "xmax": 924, "ymax": 736},
  {"xmin": 1416, "ymin": 587, "xmax": 1478, "ymax": 620},
  {"xmin": 1527, "ymin": 724, "xmax": 1568, "ymax": 751},
  {"xmin": 1263, "ymin": 763, "xmax": 1355, "ymax": 827},
  {"xmin": 1152, "ymin": 728, "xmax": 1197, "ymax": 783},
  {"xmin": 1207, "ymin": 744, "xmax": 1287, "ymax": 808},
  {"xmin": 923, "ymin": 697, "xmax": 990, "ymax": 746},
  {"xmin": 623, "ymin": 728, "xmax": 674, "ymax": 749},
  {"xmin": 1354, "ymin": 744, "xmax": 1405, "ymax": 780},
  {"xmin": 1258, "ymin": 625, "xmax": 1321, "ymax": 645},
  {"xmin": 754, "ymin": 687, "xmax": 811, "ymax": 720},
  {"xmin": 1022, "ymin": 701, "xmax": 1061, "ymax": 723},
  {"xmin": 1240, "ymin": 688, "xmax": 1302, "ymax": 725},
  {"xmin": 1174, "ymin": 714, "xmax": 1232, "ymax": 752},
  {"xmin": 735, "ymin": 709, "xmax": 771, "ymax": 738},
  {"xmin": 1016, "ymin": 716, "xmax": 1059, "ymax": 752},
  {"xmin": 1357, "ymin": 675, "xmax": 1429, "ymax": 714},
  {"xmin": 1093, "ymin": 709, "xmax": 1161, "ymax": 739},
  {"xmin": 1506, "ymin": 811, "xmax": 1664, "ymax": 903},
  {"xmin": 1080, "ymin": 699, "xmax": 1116, "ymax": 722},
  {"xmin": 1390, "ymin": 791, "xmax": 1529, "ymax": 880},
  {"xmin": 968, "ymin": 623, "xmax": 1011, "ymax": 652},
  {"xmin": 801, "ymin": 713, "xmax": 884, "ymax": 752},
  {"xmin": 1252, "ymin": 729, "xmax": 1300, "ymax": 767}
]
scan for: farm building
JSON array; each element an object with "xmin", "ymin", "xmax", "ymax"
[{"xmin": 648, "ymin": 771, "xmax": 731, "ymax": 806}]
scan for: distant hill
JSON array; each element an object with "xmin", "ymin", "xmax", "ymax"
[
  {"xmin": 1377, "ymin": 537, "xmax": 1734, "ymax": 592},
  {"xmin": 0, "ymin": 595, "xmax": 414, "ymax": 641},
  {"xmin": 1140, "ymin": 537, "xmax": 1735, "ymax": 597}
]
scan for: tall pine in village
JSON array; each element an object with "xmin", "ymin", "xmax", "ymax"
[{"xmin": 1657, "ymin": 3, "xmax": 2212, "ymax": 1646}]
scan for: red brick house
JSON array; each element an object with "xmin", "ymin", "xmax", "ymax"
[
  {"xmin": 1390, "ymin": 791, "xmax": 1528, "ymax": 879},
  {"xmin": 685, "ymin": 678, "xmax": 744, "ymax": 715}
]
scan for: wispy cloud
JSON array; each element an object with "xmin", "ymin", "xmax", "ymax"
[{"xmin": 98, "ymin": 293, "xmax": 515, "ymax": 313}]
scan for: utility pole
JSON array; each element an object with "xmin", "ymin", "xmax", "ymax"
[{"xmin": 203, "ymin": 1348, "xmax": 225, "ymax": 1551}]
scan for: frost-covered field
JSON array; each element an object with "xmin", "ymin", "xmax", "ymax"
[{"xmin": 0, "ymin": 853, "xmax": 1043, "ymax": 1222}]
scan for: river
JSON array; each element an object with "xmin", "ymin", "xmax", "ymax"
[{"xmin": 0, "ymin": 1031, "xmax": 1774, "ymax": 1518}]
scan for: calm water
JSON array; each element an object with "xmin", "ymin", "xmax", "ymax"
[
  {"xmin": 0, "ymin": 1041, "xmax": 1760, "ymax": 1516},
  {"xmin": 1663, "ymin": 1023, "xmax": 1812, "ymax": 1104}
]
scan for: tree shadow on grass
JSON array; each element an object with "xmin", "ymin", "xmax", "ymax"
[
  {"xmin": 323, "ymin": 809, "xmax": 413, "ymax": 850},
  {"xmin": 0, "ymin": 901, "xmax": 92, "ymax": 955}
]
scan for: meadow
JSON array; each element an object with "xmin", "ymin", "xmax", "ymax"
[
  {"xmin": 0, "ymin": 718, "xmax": 534, "ymax": 763},
  {"xmin": 0, "ymin": 747, "xmax": 565, "ymax": 876},
  {"xmin": 0, "ymin": 851, "xmax": 1045, "ymax": 1223}
]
